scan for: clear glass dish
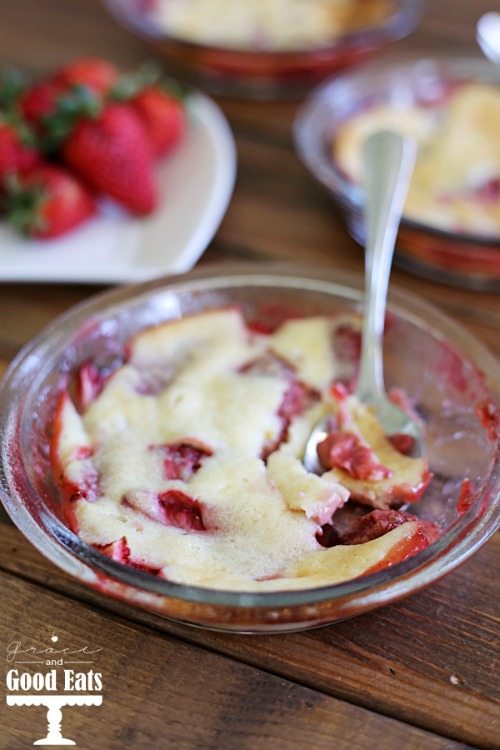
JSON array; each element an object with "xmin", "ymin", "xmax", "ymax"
[
  {"xmin": 294, "ymin": 57, "xmax": 500, "ymax": 290},
  {"xmin": 0, "ymin": 265, "xmax": 498, "ymax": 633},
  {"xmin": 103, "ymin": 0, "xmax": 423, "ymax": 99}
]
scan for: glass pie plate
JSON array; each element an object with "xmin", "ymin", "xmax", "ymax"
[
  {"xmin": 294, "ymin": 57, "xmax": 500, "ymax": 290},
  {"xmin": 0, "ymin": 265, "xmax": 498, "ymax": 633},
  {"xmin": 103, "ymin": 0, "xmax": 423, "ymax": 99}
]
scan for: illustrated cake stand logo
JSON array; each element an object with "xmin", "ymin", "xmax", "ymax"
[
  {"xmin": 6, "ymin": 694, "xmax": 103, "ymax": 745},
  {"xmin": 5, "ymin": 632, "xmax": 104, "ymax": 746}
]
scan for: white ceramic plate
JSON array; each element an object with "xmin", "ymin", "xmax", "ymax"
[{"xmin": 0, "ymin": 93, "xmax": 236, "ymax": 284}]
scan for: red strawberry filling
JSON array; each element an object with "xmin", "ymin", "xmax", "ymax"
[
  {"xmin": 75, "ymin": 446, "xmax": 93, "ymax": 460},
  {"xmin": 317, "ymin": 432, "xmax": 392, "ymax": 481},
  {"xmin": 150, "ymin": 440, "xmax": 213, "ymax": 481},
  {"xmin": 475, "ymin": 398, "xmax": 499, "ymax": 441},
  {"xmin": 457, "ymin": 478, "xmax": 474, "ymax": 514},
  {"xmin": 439, "ymin": 177, "xmax": 500, "ymax": 207},
  {"xmin": 67, "ymin": 470, "xmax": 100, "ymax": 502},
  {"xmin": 473, "ymin": 177, "xmax": 500, "ymax": 204},
  {"xmin": 387, "ymin": 433, "xmax": 415, "ymax": 456},
  {"xmin": 50, "ymin": 392, "xmax": 100, "ymax": 505},
  {"xmin": 316, "ymin": 508, "xmax": 439, "ymax": 548},
  {"xmin": 262, "ymin": 379, "xmax": 320, "ymax": 460},
  {"xmin": 75, "ymin": 361, "xmax": 106, "ymax": 411},
  {"xmin": 75, "ymin": 358, "xmax": 127, "ymax": 410},
  {"xmin": 123, "ymin": 489, "xmax": 207, "ymax": 532},
  {"xmin": 332, "ymin": 323, "xmax": 362, "ymax": 364},
  {"xmin": 157, "ymin": 490, "xmax": 206, "ymax": 531},
  {"xmin": 245, "ymin": 303, "xmax": 302, "ymax": 335},
  {"xmin": 329, "ymin": 380, "xmax": 352, "ymax": 401},
  {"xmin": 95, "ymin": 536, "xmax": 161, "ymax": 574},
  {"xmin": 96, "ymin": 536, "xmax": 131, "ymax": 563},
  {"xmin": 238, "ymin": 350, "xmax": 319, "ymax": 460}
]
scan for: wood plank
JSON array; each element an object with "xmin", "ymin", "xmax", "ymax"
[
  {"xmin": 0, "ymin": 522, "xmax": 497, "ymax": 749},
  {"xmin": 0, "ymin": 571, "xmax": 473, "ymax": 750}
]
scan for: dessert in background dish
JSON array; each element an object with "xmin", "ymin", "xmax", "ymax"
[
  {"xmin": 154, "ymin": 0, "xmax": 393, "ymax": 51},
  {"xmin": 51, "ymin": 308, "xmax": 436, "ymax": 592},
  {"xmin": 334, "ymin": 83, "xmax": 500, "ymax": 237},
  {"xmin": 104, "ymin": 0, "xmax": 423, "ymax": 101}
]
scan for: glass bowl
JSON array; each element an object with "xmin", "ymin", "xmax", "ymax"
[
  {"xmin": 294, "ymin": 57, "xmax": 500, "ymax": 290},
  {"xmin": 0, "ymin": 265, "xmax": 498, "ymax": 633},
  {"xmin": 103, "ymin": 0, "xmax": 423, "ymax": 99}
]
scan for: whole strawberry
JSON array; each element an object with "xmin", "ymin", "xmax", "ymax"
[
  {"xmin": 54, "ymin": 57, "xmax": 119, "ymax": 97},
  {"xmin": 62, "ymin": 103, "xmax": 156, "ymax": 214},
  {"xmin": 130, "ymin": 86, "xmax": 186, "ymax": 158},
  {"xmin": 5, "ymin": 163, "xmax": 95, "ymax": 239},
  {"xmin": 19, "ymin": 79, "xmax": 67, "ymax": 134},
  {"xmin": 0, "ymin": 120, "xmax": 39, "ymax": 180}
]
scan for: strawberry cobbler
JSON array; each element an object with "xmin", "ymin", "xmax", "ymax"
[
  {"xmin": 51, "ymin": 308, "xmax": 436, "ymax": 591},
  {"xmin": 334, "ymin": 83, "xmax": 500, "ymax": 237}
]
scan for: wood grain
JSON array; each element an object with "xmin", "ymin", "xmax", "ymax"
[
  {"xmin": 0, "ymin": 522, "xmax": 497, "ymax": 749},
  {"xmin": 0, "ymin": 571, "xmax": 475, "ymax": 750}
]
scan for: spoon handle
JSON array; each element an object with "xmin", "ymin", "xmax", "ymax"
[{"xmin": 356, "ymin": 131, "xmax": 416, "ymax": 403}]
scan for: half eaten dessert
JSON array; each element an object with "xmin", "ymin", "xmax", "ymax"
[{"xmin": 51, "ymin": 308, "xmax": 437, "ymax": 591}]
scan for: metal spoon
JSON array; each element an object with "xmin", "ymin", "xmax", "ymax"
[
  {"xmin": 304, "ymin": 131, "xmax": 422, "ymax": 474},
  {"xmin": 477, "ymin": 12, "xmax": 500, "ymax": 64}
]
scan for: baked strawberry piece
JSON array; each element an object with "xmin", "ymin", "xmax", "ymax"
[
  {"xmin": 317, "ymin": 395, "xmax": 431, "ymax": 509},
  {"xmin": 50, "ymin": 391, "xmax": 100, "ymax": 515},
  {"xmin": 149, "ymin": 440, "xmax": 213, "ymax": 481}
]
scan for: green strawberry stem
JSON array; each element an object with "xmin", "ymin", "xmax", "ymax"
[
  {"xmin": 0, "ymin": 67, "xmax": 29, "ymax": 110},
  {"xmin": 110, "ymin": 61, "xmax": 188, "ymax": 102},
  {"xmin": 4, "ymin": 173, "xmax": 47, "ymax": 236},
  {"xmin": 0, "ymin": 110, "xmax": 38, "ymax": 148},
  {"xmin": 42, "ymin": 84, "xmax": 102, "ymax": 152}
]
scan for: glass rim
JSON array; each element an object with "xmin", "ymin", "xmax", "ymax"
[{"xmin": 0, "ymin": 264, "xmax": 498, "ymax": 609}]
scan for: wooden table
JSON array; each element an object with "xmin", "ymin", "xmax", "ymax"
[{"xmin": 1, "ymin": 2, "xmax": 499, "ymax": 748}]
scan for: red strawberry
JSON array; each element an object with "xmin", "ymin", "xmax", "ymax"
[
  {"xmin": 54, "ymin": 57, "xmax": 119, "ymax": 97},
  {"xmin": 19, "ymin": 79, "xmax": 66, "ymax": 133},
  {"xmin": 0, "ymin": 121, "xmax": 39, "ymax": 180},
  {"xmin": 130, "ymin": 86, "xmax": 185, "ymax": 158},
  {"xmin": 62, "ymin": 103, "xmax": 156, "ymax": 214},
  {"xmin": 5, "ymin": 163, "xmax": 95, "ymax": 239}
]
